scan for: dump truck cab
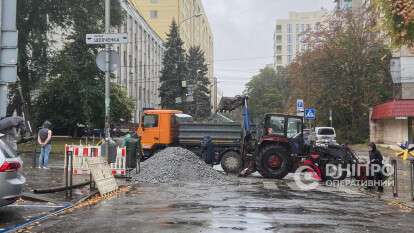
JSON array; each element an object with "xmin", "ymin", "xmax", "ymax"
[{"xmin": 137, "ymin": 109, "xmax": 183, "ymax": 152}]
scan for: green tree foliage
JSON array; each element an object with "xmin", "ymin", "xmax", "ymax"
[
  {"xmin": 35, "ymin": 77, "xmax": 134, "ymax": 135},
  {"xmin": 11, "ymin": 0, "xmax": 69, "ymax": 117},
  {"xmin": 33, "ymin": 0, "xmax": 133, "ymax": 134},
  {"xmin": 185, "ymin": 46, "xmax": 211, "ymax": 119},
  {"xmin": 159, "ymin": 20, "xmax": 188, "ymax": 110},
  {"xmin": 244, "ymin": 67, "xmax": 289, "ymax": 121},
  {"xmin": 373, "ymin": 0, "xmax": 414, "ymax": 47},
  {"xmin": 288, "ymin": 12, "xmax": 393, "ymax": 142}
]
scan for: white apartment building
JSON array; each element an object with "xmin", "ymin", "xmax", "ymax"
[
  {"xmin": 273, "ymin": 11, "xmax": 328, "ymax": 69},
  {"xmin": 115, "ymin": 0, "xmax": 165, "ymax": 123}
]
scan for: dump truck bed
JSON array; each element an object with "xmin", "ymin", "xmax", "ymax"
[{"xmin": 177, "ymin": 122, "xmax": 242, "ymax": 147}]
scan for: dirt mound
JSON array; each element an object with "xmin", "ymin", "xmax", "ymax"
[{"xmin": 133, "ymin": 147, "xmax": 233, "ymax": 184}]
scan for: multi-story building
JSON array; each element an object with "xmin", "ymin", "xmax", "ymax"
[
  {"xmin": 115, "ymin": 0, "xmax": 165, "ymax": 123},
  {"xmin": 131, "ymin": 0, "xmax": 216, "ymax": 111},
  {"xmin": 273, "ymin": 11, "xmax": 327, "ymax": 69}
]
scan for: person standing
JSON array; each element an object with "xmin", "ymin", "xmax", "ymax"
[
  {"xmin": 38, "ymin": 121, "xmax": 52, "ymax": 169},
  {"xmin": 369, "ymin": 142, "xmax": 384, "ymax": 192}
]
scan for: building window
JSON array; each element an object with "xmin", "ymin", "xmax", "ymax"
[
  {"xmin": 296, "ymin": 24, "xmax": 300, "ymax": 33},
  {"xmin": 149, "ymin": 10, "xmax": 158, "ymax": 19},
  {"xmin": 287, "ymin": 24, "xmax": 292, "ymax": 33},
  {"xmin": 287, "ymin": 34, "xmax": 292, "ymax": 44},
  {"xmin": 276, "ymin": 24, "xmax": 282, "ymax": 33},
  {"xmin": 276, "ymin": 55, "xmax": 282, "ymax": 64},
  {"xmin": 287, "ymin": 45, "xmax": 292, "ymax": 55},
  {"xmin": 150, "ymin": 0, "xmax": 160, "ymax": 3},
  {"xmin": 276, "ymin": 45, "xmax": 282, "ymax": 54},
  {"xmin": 288, "ymin": 55, "xmax": 293, "ymax": 63},
  {"xmin": 276, "ymin": 35, "xmax": 282, "ymax": 44}
]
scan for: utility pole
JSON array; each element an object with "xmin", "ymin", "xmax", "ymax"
[
  {"xmin": 104, "ymin": 0, "xmax": 111, "ymax": 154},
  {"xmin": 0, "ymin": 0, "xmax": 18, "ymax": 118}
]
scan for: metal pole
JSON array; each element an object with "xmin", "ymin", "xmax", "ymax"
[
  {"xmin": 392, "ymin": 159, "xmax": 398, "ymax": 197},
  {"xmin": 69, "ymin": 152, "xmax": 73, "ymax": 199},
  {"xmin": 65, "ymin": 151, "xmax": 69, "ymax": 199},
  {"xmin": 410, "ymin": 160, "xmax": 414, "ymax": 201},
  {"xmin": 104, "ymin": 0, "xmax": 111, "ymax": 157}
]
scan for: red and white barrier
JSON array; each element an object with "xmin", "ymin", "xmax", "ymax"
[
  {"xmin": 110, "ymin": 147, "xmax": 127, "ymax": 176},
  {"xmin": 65, "ymin": 144, "xmax": 101, "ymax": 175},
  {"xmin": 65, "ymin": 144, "xmax": 128, "ymax": 176}
]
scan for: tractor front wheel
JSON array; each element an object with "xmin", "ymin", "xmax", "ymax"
[
  {"xmin": 256, "ymin": 145, "xmax": 291, "ymax": 179},
  {"xmin": 221, "ymin": 151, "xmax": 243, "ymax": 174}
]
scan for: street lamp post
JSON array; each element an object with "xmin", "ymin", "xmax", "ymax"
[
  {"xmin": 178, "ymin": 13, "xmax": 203, "ymax": 110},
  {"xmin": 178, "ymin": 13, "xmax": 203, "ymax": 28},
  {"xmin": 104, "ymin": 0, "xmax": 111, "ymax": 156}
]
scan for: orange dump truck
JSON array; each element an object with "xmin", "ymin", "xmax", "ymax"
[{"xmin": 136, "ymin": 109, "xmax": 243, "ymax": 169}]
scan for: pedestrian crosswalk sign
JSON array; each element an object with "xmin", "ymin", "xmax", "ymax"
[
  {"xmin": 305, "ymin": 108, "xmax": 316, "ymax": 120},
  {"xmin": 296, "ymin": 99, "xmax": 304, "ymax": 112}
]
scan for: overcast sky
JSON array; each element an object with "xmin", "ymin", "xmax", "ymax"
[{"xmin": 202, "ymin": 0, "xmax": 335, "ymax": 97}]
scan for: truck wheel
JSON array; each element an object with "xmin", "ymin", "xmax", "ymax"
[
  {"xmin": 221, "ymin": 151, "xmax": 242, "ymax": 174},
  {"xmin": 256, "ymin": 145, "xmax": 291, "ymax": 179}
]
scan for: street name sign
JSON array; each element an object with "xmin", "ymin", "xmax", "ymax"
[
  {"xmin": 305, "ymin": 108, "xmax": 316, "ymax": 120},
  {"xmin": 86, "ymin": 33, "xmax": 128, "ymax": 45}
]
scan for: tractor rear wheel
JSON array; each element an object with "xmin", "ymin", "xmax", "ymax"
[
  {"xmin": 221, "ymin": 151, "xmax": 242, "ymax": 174},
  {"xmin": 256, "ymin": 145, "xmax": 291, "ymax": 179}
]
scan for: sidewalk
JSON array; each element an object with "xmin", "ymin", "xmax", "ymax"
[
  {"xmin": 20, "ymin": 152, "xmax": 92, "ymax": 203},
  {"xmin": 352, "ymin": 145, "xmax": 414, "ymax": 209}
]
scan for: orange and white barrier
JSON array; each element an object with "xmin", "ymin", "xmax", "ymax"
[
  {"xmin": 110, "ymin": 147, "xmax": 127, "ymax": 176},
  {"xmin": 65, "ymin": 144, "xmax": 101, "ymax": 175}
]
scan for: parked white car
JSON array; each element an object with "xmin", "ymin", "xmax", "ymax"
[{"xmin": 311, "ymin": 127, "xmax": 337, "ymax": 146}]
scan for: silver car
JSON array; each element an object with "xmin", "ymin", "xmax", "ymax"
[{"xmin": 0, "ymin": 135, "xmax": 25, "ymax": 207}]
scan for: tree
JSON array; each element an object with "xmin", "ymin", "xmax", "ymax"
[
  {"xmin": 159, "ymin": 20, "xmax": 188, "ymax": 110},
  {"xmin": 288, "ymin": 12, "xmax": 393, "ymax": 142},
  {"xmin": 33, "ymin": 0, "xmax": 129, "ymax": 135},
  {"xmin": 373, "ymin": 0, "xmax": 414, "ymax": 47},
  {"xmin": 13, "ymin": 0, "xmax": 123, "ymax": 125},
  {"xmin": 35, "ymin": 76, "xmax": 134, "ymax": 136},
  {"xmin": 185, "ymin": 46, "xmax": 211, "ymax": 119},
  {"xmin": 10, "ymin": 0, "xmax": 69, "ymax": 118},
  {"xmin": 244, "ymin": 67, "xmax": 289, "ymax": 121}
]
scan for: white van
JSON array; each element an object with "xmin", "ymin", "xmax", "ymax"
[{"xmin": 313, "ymin": 127, "xmax": 337, "ymax": 145}]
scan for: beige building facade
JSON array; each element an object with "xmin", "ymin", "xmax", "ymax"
[
  {"xmin": 273, "ymin": 11, "xmax": 327, "ymax": 69},
  {"xmin": 131, "ymin": 0, "xmax": 216, "ymax": 111}
]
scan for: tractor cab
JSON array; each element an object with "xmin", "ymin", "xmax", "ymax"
[{"xmin": 261, "ymin": 113, "xmax": 305, "ymax": 155}]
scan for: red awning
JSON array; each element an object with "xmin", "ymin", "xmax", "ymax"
[{"xmin": 371, "ymin": 100, "xmax": 414, "ymax": 120}]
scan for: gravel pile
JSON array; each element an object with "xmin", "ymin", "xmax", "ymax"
[{"xmin": 133, "ymin": 147, "xmax": 233, "ymax": 184}]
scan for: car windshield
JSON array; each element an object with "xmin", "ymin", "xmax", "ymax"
[
  {"xmin": 0, "ymin": 138, "xmax": 16, "ymax": 159},
  {"xmin": 318, "ymin": 128, "xmax": 335, "ymax": 135}
]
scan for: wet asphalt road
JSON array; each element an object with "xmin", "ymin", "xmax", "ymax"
[{"xmin": 29, "ymin": 176, "xmax": 414, "ymax": 233}]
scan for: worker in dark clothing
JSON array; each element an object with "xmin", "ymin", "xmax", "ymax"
[
  {"xmin": 201, "ymin": 136, "xmax": 214, "ymax": 167},
  {"xmin": 369, "ymin": 142, "xmax": 384, "ymax": 192}
]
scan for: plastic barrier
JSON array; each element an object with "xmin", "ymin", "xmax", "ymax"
[
  {"xmin": 64, "ymin": 145, "xmax": 101, "ymax": 175},
  {"xmin": 110, "ymin": 147, "xmax": 127, "ymax": 176}
]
